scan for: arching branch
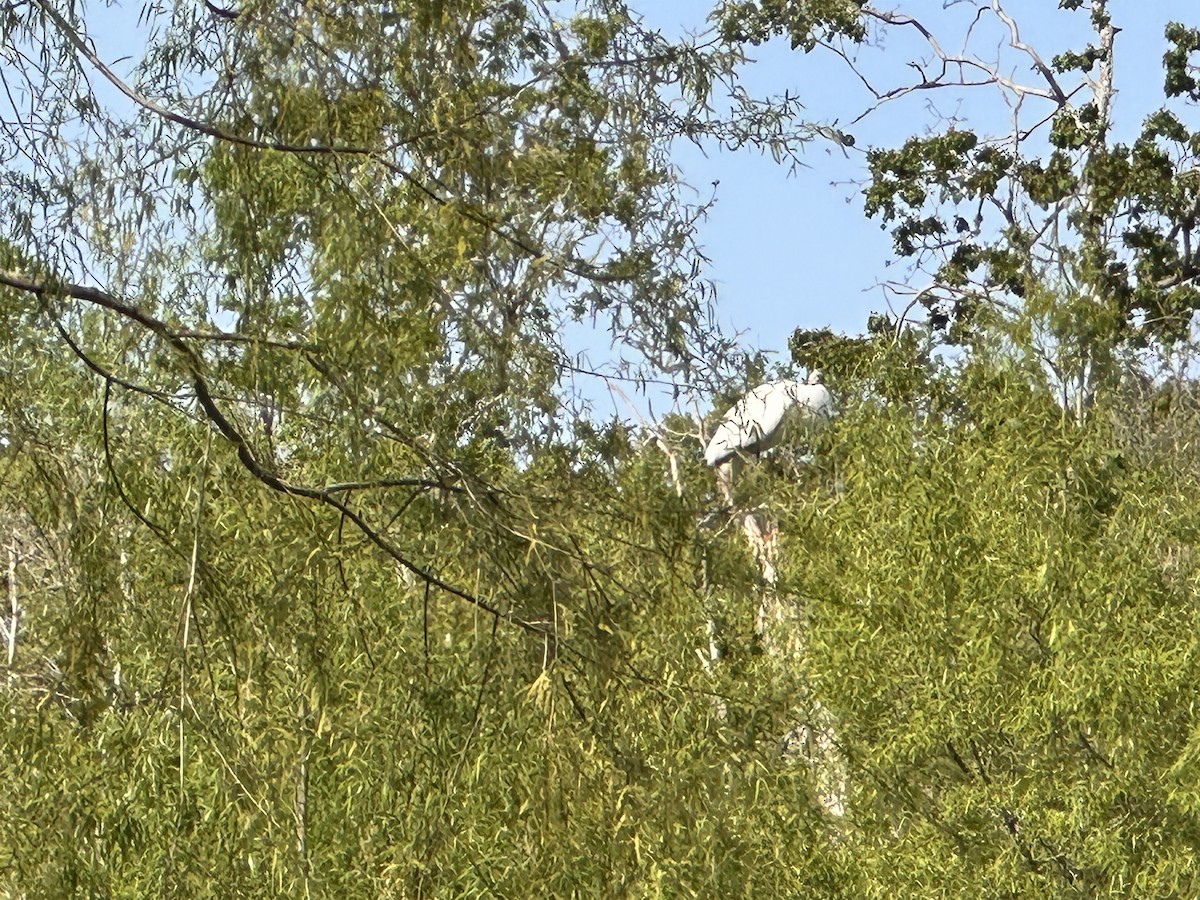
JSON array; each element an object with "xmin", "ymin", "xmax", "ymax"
[{"xmin": 0, "ymin": 267, "xmax": 550, "ymax": 636}]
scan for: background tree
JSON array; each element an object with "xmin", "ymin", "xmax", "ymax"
[
  {"xmin": 729, "ymin": 0, "xmax": 1200, "ymax": 415},
  {"xmin": 716, "ymin": 1, "xmax": 1200, "ymax": 893}
]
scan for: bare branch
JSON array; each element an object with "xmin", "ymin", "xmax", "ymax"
[
  {"xmin": 987, "ymin": 0, "xmax": 1068, "ymax": 104},
  {"xmin": 848, "ymin": 1, "xmax": 1072, "ymax": 125}
]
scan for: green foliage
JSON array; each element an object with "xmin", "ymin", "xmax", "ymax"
[
  {"xmin": 854, "ymin": 5, "xmax": 1200, "ymax": 410},
  {"xmin": 0, "ymin": 371, "xmax": 861, "ymax": 894},
  {"xmin": 1164, "ymin": 22, "xmax": 1200, "ymax": 100},
  {"xmin": 0, "ymin": 0, "xmax": 872, "ymax": 895},
  {"xmin": 717, "ymin": 0, "xmax": 866, "ymax": 50},
  {"xmin": 8, "ymin": 0, "xmax": 1200, "ymax": 895},
  {"xmin": 745, "ymin": 352, "xmax": 1200, "ymax": 896},
  {"xmin": 1053, "ymin": 46, "xmax": 1106, "ymax": 75}
]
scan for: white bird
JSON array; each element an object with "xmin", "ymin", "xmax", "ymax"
[{"xmin": 704, "ymin": 371, "xmax": 833, "ymax": 467}]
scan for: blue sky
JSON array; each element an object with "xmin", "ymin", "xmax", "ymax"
[{"xmin": 642, "ymin": 1, "xmax": 1200, "ymax": 370}]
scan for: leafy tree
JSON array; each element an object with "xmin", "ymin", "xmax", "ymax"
[
  {"xmin": 734, "ymin": 0, "xmax": 1200, "ymax": 415},
  {"xmin": 704, "ymin": 5, "xmax": 1200, "ymax": 892},
  {"xmin": 10, "ymin": 0, "xmax": 1200, "ymax": 895},
  {"xmin": 0, "ymin": 0, "xmax": 873, "ymax": 895},
  {"xmin": 775, "ymin": 345, "xmax": 1200, "ymax": 896}
]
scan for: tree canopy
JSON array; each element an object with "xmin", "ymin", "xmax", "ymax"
[{"xmin": 4, "ymin": 0, "xmax": 1200, "ymax": 896}]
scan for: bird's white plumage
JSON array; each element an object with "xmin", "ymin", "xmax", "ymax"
[{"xmin": 703, "ymin": 372, "xmax": 833, "ymax": 467}]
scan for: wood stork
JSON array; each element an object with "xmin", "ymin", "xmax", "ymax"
[{"xmin": 703, "ymin": 371, "xmax": 833, "ymax": 467}]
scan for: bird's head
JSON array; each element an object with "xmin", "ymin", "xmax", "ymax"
[{"xmin": 783, "ymin": 373, "xmax": 835, "ymax": 420}]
